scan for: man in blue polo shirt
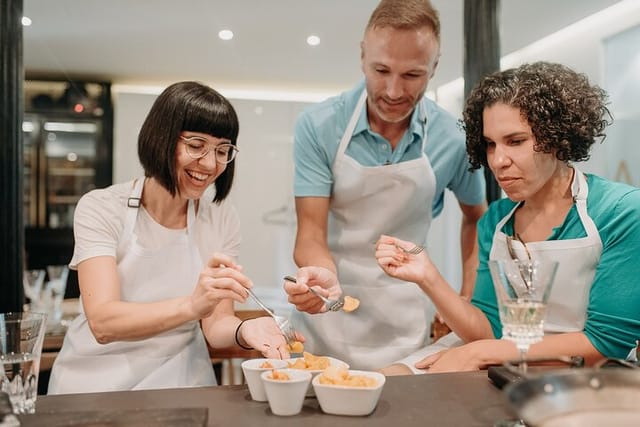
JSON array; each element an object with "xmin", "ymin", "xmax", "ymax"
[{"xmin": 283, "ymin": 0, "xmax": 487, "ymax": 370}]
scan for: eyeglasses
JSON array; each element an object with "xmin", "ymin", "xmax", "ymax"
[
  {"xmin": 506, "ymin": 234, "xmax": 532, "ymax": 262},
  {"xmin": 180, "ymin": 135, "xmax": 239, "ymax": 164},
  {"xmin": 506, "ymin": 233, "xmax": 533, "ymax": 291}
]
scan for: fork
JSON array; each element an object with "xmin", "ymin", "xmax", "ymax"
[
  {"xmin": 283, "ymin": 276, "xmax": 344, "ymax": 312},
  {"xmin": 244, "ymin": 287, "xmax": 297, "ymax": 344},
  {"xmin": 395, "ymin": 243, "xmax": 425, "ymax": 255}
]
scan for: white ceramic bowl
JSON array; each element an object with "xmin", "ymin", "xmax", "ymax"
[
  {"xmin": 260, "ymin": 369, "xmax": 312, "ymax": 416},
  {"xmin": 241, "ymin": 358, "xmax": 288, "ymax": 401},
  {"xmin": 286, "ymin": 356, "xmax": 349, "ymax": 397},
  {"xmin": 312, "ymin": 370, "xmax": 386, "ymax": 416}
]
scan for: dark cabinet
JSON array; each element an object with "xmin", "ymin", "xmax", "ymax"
[{"xmin": 23, "ymin": 80, "xmax": 113, "ymax": 298}]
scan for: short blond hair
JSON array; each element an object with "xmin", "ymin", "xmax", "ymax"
[{"xmin": 366, "ymin": 0, "xmax": 440, "ymax": 42}]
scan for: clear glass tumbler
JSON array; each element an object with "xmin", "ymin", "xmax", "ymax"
[{"xmin": 0, "ymin": 312, "xmax": 47, "ymax": 414}]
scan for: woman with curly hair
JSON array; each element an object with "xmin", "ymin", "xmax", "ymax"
[{"xmin": 375, "ymin": 62, "xmax": 640, "ymax": 375}]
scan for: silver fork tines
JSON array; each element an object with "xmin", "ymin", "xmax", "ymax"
[
  {"xmin": 308, "ymin": 287, "xmax": 344, "ymax": 311},
  {"xmin": 396, "ymin": 243, "xmax": 425, "ymax": 255},
  {"xmin": 245, "ymin": 287, "xmax": 296, "ymax": 343}
]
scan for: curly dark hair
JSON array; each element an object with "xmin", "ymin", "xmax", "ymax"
[{"xmin": 463, "ymin": 62, "xmax": 611, "ymax": 170}]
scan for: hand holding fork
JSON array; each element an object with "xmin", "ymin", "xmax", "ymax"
[
  {"xmin": 244, "ymin": 287, "xmax": 298, "ymax": 344},
  {"xmin": 394, "ymin": 243, "xmax": 425, "ymax": 255},
  {"xmin": 283, "ymin": 276, "xmax": 345, "ymax": 312}
]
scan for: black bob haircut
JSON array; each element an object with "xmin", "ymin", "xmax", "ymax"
[{"xmin": 138, "ymin": 81, "xmax": 239, "ymax": 203}]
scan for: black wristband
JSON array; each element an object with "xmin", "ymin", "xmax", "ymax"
[{"xmin": 234, "ymin": 319, "xmax": 253, "ymax": 350}]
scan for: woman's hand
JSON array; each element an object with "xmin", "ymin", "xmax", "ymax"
[
  {"xmin": 190, "ymin": 252, "xmax": 252, "ymax": 319},
  {"xmin": 284, "ymin": 266, "xmax": 341, "ymax": 314},
  {"xmin": 416, "ymin": 339, "xmax": 511, "ymax": 373},
  {"xmin": 239, "ymin": 317, "xmax": 305, "ymax": 359},
  {"xmin": 415, "ymin": 346, "xmax": 481, "ymax": 373},
  {"xmin": 375, "ymin": 235, "xmax": 434, "ymax": 287}
]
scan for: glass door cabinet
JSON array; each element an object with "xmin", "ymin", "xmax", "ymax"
[{"xmin": 23, "ymin": 79, "xmax": 113, "ymax": 296}]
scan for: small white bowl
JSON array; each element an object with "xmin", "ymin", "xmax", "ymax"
[
  {"xmin": 286, "ymin": 356, "xmax": 349, "ymax": 397},
  {"xmin": 241, "ymin": 358, "xmax": 288, "ymax": 401},
  {"xmin": 261, "ymin": 369, "xmax": 312, "ymax": 416},
  {"xmin": 312, "ymin": 370, "xmax": 386, "ymax": 416}
]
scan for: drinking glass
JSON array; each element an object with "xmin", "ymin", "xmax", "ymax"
[
  {"xmin": 44, "ymin": 265, "xmax": 69, "ymax": 328},
  {"xmin": 0, "ymin": 312, "xmax": 47, "ymax": 414},
  {"xmin": 489, "ymin": 259, "xmax": 558, "ymax": 373},
  {"xmin": 23, "ymin": 269, "xmax": 46, "ymax": 303}
]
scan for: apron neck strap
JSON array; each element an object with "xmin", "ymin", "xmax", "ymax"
[
  {"xmin": 336, "ymin": 89, "xmax": 367, "ymax": 157},
  {"xmin": 571, "ymin": 166, "xmax": 588, "ymax": 202},
  {"xmin": 124, "ymin": 178, "xmax": 197, "ymax": 237},
  {"xmin": 122, "ymin": 178, "xmax": 145, "ymax": 239}
]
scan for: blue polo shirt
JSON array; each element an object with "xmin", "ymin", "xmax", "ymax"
[{"xmin": 293, "ymin": 80, "xmax": 485, "ymax": 217}]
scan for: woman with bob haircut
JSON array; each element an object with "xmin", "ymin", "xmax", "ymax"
[
  {"xmin": 375, "ymin": 62, "xmax": 640, "ymax": 375},
  {"xmin": 49, "ymin": 81, "xmax": 296, "ymax": 393}
]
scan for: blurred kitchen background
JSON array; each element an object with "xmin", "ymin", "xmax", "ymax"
[{"xmin": 18, "ymin": 0, "xmax": 640, "ymax": 315}]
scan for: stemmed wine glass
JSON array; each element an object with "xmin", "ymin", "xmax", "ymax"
[
  {"xmin": 23, "ymin": 269, "xmax": 46, "ymax": 303},
  {"xmin": 489, "ymin": 258, "xmax": 558, "ymax": 373}
]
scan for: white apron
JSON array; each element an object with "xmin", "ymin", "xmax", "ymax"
[
  {"xmin": 293, "ymin": 90, "xmax": 437, "ymax": 370},
  {"xmin": 48, "ymin": 178, "xmax": 216, "ymax": 394},
  {"xmin": 490, "ymin": 168, "xmax": 601, "ymax": 332},
  {"xmin": 398, "ymin": 168, "xmax": 605, "ymax": 373}
]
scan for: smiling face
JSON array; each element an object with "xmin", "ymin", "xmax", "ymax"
[
  {"xmin": 483, "ymin": 103, "xmax": 563, "ymax": 202},
  {"xmin": 360, "ymin": 25, "xmax": 439, "ymax": 126},
  {"xmin": 175, "ymin": 131, "xmax": 230, "ymax": 200}
]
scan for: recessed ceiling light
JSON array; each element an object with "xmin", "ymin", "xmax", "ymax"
[
  {"xmin": 306, "ymin": 35, "xmax": 321, "ymax": 46},
  {"xmin": 22, "ymin": 16, "xmax": 32, "ymax": 26},
  {"xmin": 218, "ymin": 30, "xmax": 234, "ymax": 41}
]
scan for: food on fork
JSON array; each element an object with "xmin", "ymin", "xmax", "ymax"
[
  {"xmin": 342, "ymin": 296, "xmax": 360, "ymax": 313},
  {"xmin": 283, "ymin": 275, "xmax": 351, "ymax": 312},
  {"xmin": 286, "ymin": 341, "xmax": 304, "ymax": 353}
]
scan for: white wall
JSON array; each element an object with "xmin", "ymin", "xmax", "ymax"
[
  {"xmin": 226, "ymin": 99, "xmax": 309, "ymax": 312},
  {"xmin": 602, "ymin": 24, "xmax": 640, "ymax": 188}
]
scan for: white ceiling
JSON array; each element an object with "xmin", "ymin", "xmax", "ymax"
[{"xmin": 23, "ymin": 0, "xmax": 623, "ymax": 94}]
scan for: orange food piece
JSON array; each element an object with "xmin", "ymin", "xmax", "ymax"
[
  {"xmin": 342, "ymin": 295, "xmax": 360, "ymax": 312},
  {"xmin": 319, "ymin": 366, "xmax": 377, "ymax": 387},
  {"xmin": 259, "ymin": 361, "xmax": 274, "ymax": 369},
  {"xmin": 288, "ymin": 352, "xmax": 330, "ymax": 370},
  {"xmin": 268, "ymin": 369, "xmax": 291, "ymax": 381},
  {"xmin": 286, "ymin": 340, "xmax": 304, "ymax": 353}
]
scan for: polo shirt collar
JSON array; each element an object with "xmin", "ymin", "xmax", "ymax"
[{"xmin": 353, "ymin": 97, "xmax": 427, "ymax": 141}]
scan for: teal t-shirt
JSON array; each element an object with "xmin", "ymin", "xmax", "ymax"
[
  {"xmin": 293, "ymin": 80, "xmax": 486, "ymax": 217},
  {"xmin": 472, "ymin": 173, "xmax": 640, "ymax": 359}
]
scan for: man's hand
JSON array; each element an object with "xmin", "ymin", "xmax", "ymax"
[{"xmin": 283, "ymin": 266, "xmax": 341, "ymax": 314}]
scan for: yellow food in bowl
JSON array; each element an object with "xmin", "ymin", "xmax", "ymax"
[
  {"xmin": 267, "ymin": 369, "xmax": 291, "ymax": 381},
  {"xmin": 259, "ymin": 361, "xmax": 274, "ymax": 369},
  {"xmin": 319, "ymin": 366, "xmax": 377, "ymax": 387},
  {"xmin": 288, "ymin": 352, "xmax": 330, "ymax": 370}
]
